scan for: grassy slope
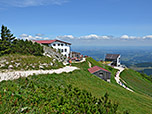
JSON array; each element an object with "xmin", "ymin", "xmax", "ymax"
[
  {"xmin": 84, "ymin": 57, "xmax": 118, "ymax": 85},
  {"xmin": 120, "ymin": 69, "xmax": 152, "ymax": 97},
  {"xmin": 71, "ymin": 58, "xmax": 152, "ymax": 113},
  {"xmin": 0, "ymin": 57, "xmax": 152, "ymax": 113},
  {"xmin": 0, "ymin": 54, "xmax": 63, "ymax": 70}
]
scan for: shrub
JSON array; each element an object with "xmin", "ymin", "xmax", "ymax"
[{"xmin": 0, "ymin": 83, "xmax": 120, "ymax": 113}]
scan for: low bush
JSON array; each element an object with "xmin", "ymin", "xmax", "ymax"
[{"xmin": 0, "ymin": 78, "xmax": 119, "ymax": 113}]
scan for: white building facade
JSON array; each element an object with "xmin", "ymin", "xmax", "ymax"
[
  {"xmin": 116, "ymin": 55, "xmax": 121, "ymax": 67},
  {"xmin": 34, "ymin": 40, "xmax": 71, "ymax": 57},
  {"xmin": 49, "ymin": 41, "xmax": 71, "ymax": 57}
]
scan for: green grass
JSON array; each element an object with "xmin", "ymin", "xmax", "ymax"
[
  {"xmin": 0, "ymin": 57, "xmax": 152, "ymax": 113},
  {"xmin": 0, "ymin": 79, "xmax": 119, "ymax": 113},
  {"xmin": 120, "ymin": 69, "xmax": 152, "ymax": 97},
  {"xmin": 28, "ymin": 58, "xmax": 152, "ymax": 113},
  {"xmin": 0, "ymin": 54, "xmax": 64, "ymax": 70}
]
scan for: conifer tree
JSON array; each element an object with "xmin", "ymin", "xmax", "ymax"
[
  {"xmin": 0, "ymin": 25, "xmax": 43, "ymax": 56},
  {"xmin": 0, "ymin": 25, "xmax": 16, "ymax": 55},
  {"xmin": 1, "ymin": 25, "xmax": 15, "ymax": 42}
]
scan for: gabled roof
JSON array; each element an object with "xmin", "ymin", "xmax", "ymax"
[
  {"xmin": 88, "ymin": 66, "xmax": 110, "ymax": 74},
  {"xmin": 105, "ymin": 54, "xmax": 120, "ymax": 60},
  {"xmin": 34, "ymin": 40, "xmax": 56, "ymax": 44},
  {"xmin": 34, "ymin": 39, "xmax": 71, "ymax": 45}
]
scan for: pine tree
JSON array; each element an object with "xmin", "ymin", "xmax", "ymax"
[
  {"xmin": 0, "ymin": 25, "xmax": 16, "ymax": 55},
  {"xmin": 1, "ymin": 25, "xmax": 15, "ymax": 42}
]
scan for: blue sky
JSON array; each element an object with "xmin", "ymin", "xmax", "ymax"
[{"xmin": 0, "ymin": 0, "xmax": 152, "ymax": 46}]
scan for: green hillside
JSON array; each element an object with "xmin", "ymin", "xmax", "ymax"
[
  {"xmin": 0, "ymin": 57, "xmax": 152, "ymax": 113},
  {"xmin": 0, "ymin": 79, "xmax": 118, "ymax": 113},
  {"xmin": 120, "ymin": 69, "xmax": 152, "ymax": 97}
]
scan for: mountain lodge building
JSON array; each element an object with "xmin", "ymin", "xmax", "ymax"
[
  {"xmin": 34, "ymin": 39, "xmax": 71, "ymax": 57},
  {"xmin": 105, "ymin": 54, "xmax": 121, "ymax": 67}
]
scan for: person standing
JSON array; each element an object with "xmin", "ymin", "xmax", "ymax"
[{"xmin": 69, "ymin": 60, "xmax": 72, "ymax": 66}]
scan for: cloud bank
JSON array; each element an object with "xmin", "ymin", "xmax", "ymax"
[
  {"xmin": 19, "ymin": 33, "xmax": 152, "ymax": 41},
  {"xmin": 143, "ymin": 35, "xmax": 152, "ymax": 39},
  {"xmin": 19, "ymin": 33, "xmax": 49, "ymax": 40},
  {"xmin": 120, "ymin": 35, "xmax": 152, "ymax": 40},
  {"xmin": 57, "ymin": 34, "xmax": 112, "ymax": 40},
  {"xmin": 18, "ymin": 33, "xmax": 152, "ymax": 46},
  {"xmin": 57, "ymin": 34, "xmax": 152, "ymax": 40},
  {"xmin": 0, "ymin": 0, "xmax": 68, "ymax": 7}
]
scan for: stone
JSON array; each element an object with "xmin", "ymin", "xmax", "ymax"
[
  {"xmin": 42, "ymin": 63, "xmax": 48, "ymax": 66},
  {"xmin": 39, "ymin": 65, "xmax": 44, "ymax": 69},
  {"xmin": 50, "ymin": 62, "xmax": 53, "ymax": 66},
  {"xmin": 6, "ymin": 62, "xmax": 9, "ymax": 64},
  {"xmin": 15, "ymin": 63, "xmax": 20, "ymax": 67},
  {"xmin": 53, "ymin": 59, "xmax": 56, "ymax": 63},
  {"xmin": 0, "ymin": 64, "xmax": 5, "ymax": 68},
  {"xmin": 8, "ymin": 65, "xmax": 13, "ymax": 69}
]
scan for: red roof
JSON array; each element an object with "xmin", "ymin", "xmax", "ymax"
[
  {"xmin": 34, "ymin": 39, "xmax": 71, "ymax": 45},
  {"xmin": 88, "ymin": 66, "xmax": 110, "ymax": 74},
  {"xmin": 34, "ymin": 40, "xmax": 56, "ymax": 44}
]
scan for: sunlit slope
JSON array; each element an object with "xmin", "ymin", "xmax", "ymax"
[
  {"xmin": 0, "ymin": 57, "xmax": 152, "ymax": 113},
  {"xmin": 120, "ymin": 69, "xmax": 152, "ymax": 97}
]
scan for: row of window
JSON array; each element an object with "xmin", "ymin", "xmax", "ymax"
[
  {"xmin": 59, "ymin": 48, "xmax": 67, "ymax": 52},
  {"xmin": 53, "ymin": 43, "xmax": 67, "ymax": 46}
]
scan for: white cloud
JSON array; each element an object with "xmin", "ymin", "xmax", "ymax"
[
  {"xmin": 35, "ymin": 33, "xmax": 44, "ymax": 36},
  {"xmin": 19, "ymin": 33, "xmax": 28, "ymax": 37},
  {"xmin": 102, "ymin": 36, "xmax": 110, "ymax": 39},
  {"xmin": 79, "ymin": 34, "xmax": 111, "ymax": 40},
  {"xmin": 56, "ymin": 35, "xmax": 75, "ymax": 40},
  {"xmin": 79, "ymin": 34, "xmax": 98, "ymax": 39},
  {"xmin": 120, "ymin": 34, "xmax": 152, "ymax": 40},
  {"xmin": 19, "ymin": 33, "xmax": 49, "ymax": 40},
  {"xmin": 120, "ymin": 35, "xmax": 129, "ymax": 39},
  {"xmin": 143, "ymin": 35, "xmax": 152, "ymax": 39},
  {"xmin": 56, "ymin": 34, "xmax": 111, "ymax": 40},
  {"xmin": 0, "ymin": 0, "xmax": 68, "ymax": 7},
  {"xmin": 120, "ymin": 35, "xmax": 139, "ymax": 40}
]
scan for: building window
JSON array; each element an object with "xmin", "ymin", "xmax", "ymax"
[
  {"xmin": 61, "ymin": 44, "xmax": 64, "ymax": 46},
  {"xmin": 65, "ymin": 49, "xmax": 67, "ymax": 52},
  {"xmin": 65, "ymin": 44, "xmax": 67, "ymax": 46},
  {"xmin": 99, "ymin": 72, "xmax": 104, "ymax": 78},
  {"xmin": 53, "ymin": 44, "xmax": 56, "ymax": 46},
  {"xmin": 58, "ymin": 44, "xmax": 60, "ymax": 46},
  {"xmin": 61, "ymin": 49, "xmax": 64, "ymax": 52}
]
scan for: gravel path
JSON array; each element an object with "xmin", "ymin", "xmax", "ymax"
[
  {"xmin": 114, "ymin": 67, "xmax": 134, "ymax": 92},
  {"xmin": 88, "ymin": 61, "xmax": 92, "ymax": 68},
  {"xmin": 0, "ymin": 66, "xmax": 79, "ymax": 82}
]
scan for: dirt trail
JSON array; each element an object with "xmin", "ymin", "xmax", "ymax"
[
  {"xmin": 114, "ymin": 67, "xmax": 134, "ymax": 92},
  {"xmin": 0, "ymin": 66, "xmax": 79, "ymax": 82}
]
